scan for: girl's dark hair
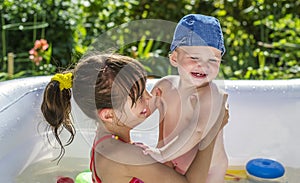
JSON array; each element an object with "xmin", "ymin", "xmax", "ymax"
[{"xmin": 41, "ymin": 53, "xmax": 147, "ymax": 162}]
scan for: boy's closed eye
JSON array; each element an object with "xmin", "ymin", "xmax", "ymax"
[
  {"xmin": 189, "ymin": 57, "xmax": 220, "ymax": 63},
  {"xmin": 190, "ymin": 56, "xmax": 200, "ymax": 60},
  {"xmin": 208, "ymin": 58, "xmax": 219, "ymax": 62}
]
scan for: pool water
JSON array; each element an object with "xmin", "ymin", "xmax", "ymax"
[
  {"xmin": 16, "ymin": 158, "xmax": 300, "ymax": 183},
  {"xmin": 15, "ymin": 157, "xmax": 89, "ymax": 183}
]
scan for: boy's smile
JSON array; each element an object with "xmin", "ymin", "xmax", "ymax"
[{"xmin": 191, "ymin": 71, "xmax": 207, "ymax": 78}]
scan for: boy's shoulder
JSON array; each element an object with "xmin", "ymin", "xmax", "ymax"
[
  {"xmin": 154, "ymin": 75, "xmax": 179, "ymax": 88},
  {"xmin": 212, "ymin": 80, "xmax": 227, "ymax": 95}
]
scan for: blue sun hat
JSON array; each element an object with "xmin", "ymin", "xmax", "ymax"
[{"xmin": 170, "ymin": 14, "xmax": 226, "ymax": 56}]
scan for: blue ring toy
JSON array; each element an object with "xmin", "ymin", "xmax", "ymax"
[{"xmin": 246, "ymin": 158, "xmax": 285, "ymax": 179}]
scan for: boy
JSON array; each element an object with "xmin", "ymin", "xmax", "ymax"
[{"xmin": 145, "ymin": 14, "xmax": 229, "ymax": 183}]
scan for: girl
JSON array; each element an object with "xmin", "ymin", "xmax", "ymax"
[{"xmin": 41, "ymin": 53, "xmax": 218, "ymax": 183}]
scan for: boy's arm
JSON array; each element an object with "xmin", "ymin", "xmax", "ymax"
[
  {"xmin": 149, "ymin": 85, "xmax": 166, "ymax": 148},
  {"xmin": 151, "ymin": 84, "xmax": 177, "ymax": 167}
]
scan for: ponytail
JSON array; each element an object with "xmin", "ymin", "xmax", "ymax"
[{"xmin": 41, "ymin": 72, "xmax": 75, "ymax": 162}]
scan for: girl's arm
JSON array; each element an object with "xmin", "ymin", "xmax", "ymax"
[
  {"xmin": 199, "ymin": 103, "xmax": 228, "ymax": 150},
  {"xmin": 96, "ymin": 138, "xmax": 198, "ymax": 183},
  {"xmin": 102, "ymin": 136, "xmax": 218, "ymax": 183},
  {"xmin": 185, "ymin": 133, "xmax": 218, "ymax": 183}
]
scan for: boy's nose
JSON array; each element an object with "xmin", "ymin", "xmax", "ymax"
[
  {"xmin": 196, "ymin": 58, "xmax": 210, "ymax": 67},
  {"xmin": 195, "ymin": 60, "xmax": 205, "ymax": 66}
]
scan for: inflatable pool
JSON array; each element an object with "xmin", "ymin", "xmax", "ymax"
[{"xmin": 1, "ymin": 76, "xmax": 300, "ymax": 182}]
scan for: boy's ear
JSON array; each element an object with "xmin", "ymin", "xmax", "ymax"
[
  {"xmin": 97, "ymin": 108, "xmax": 114, "ymax": 123},
  {"xmin": 169, "ymin": 51, "xmax": 178, "ymax": 67}
]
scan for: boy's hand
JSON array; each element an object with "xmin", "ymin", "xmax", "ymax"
[
  {"xmin": 134, "ymin": 143, "xmax": 164, "ymax": 163},
  {"xmin": 137, "ymin": 135, "xmax": 179, "ymax": 163},
  {"xmin": 153, "ymin": 87, "xmax": 163, "ymax": 108},
  {"xmin": 220, "ymin": 105, "xmax": 229, "ymax": 130},
  {"xmin": 150, "ymin": 87, "xmax": 166, "ymax": 119}
]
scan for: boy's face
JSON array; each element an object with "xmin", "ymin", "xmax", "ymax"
[{"xmin": 169, "ymin": 46, "xmax": 222, "ymax": 87}]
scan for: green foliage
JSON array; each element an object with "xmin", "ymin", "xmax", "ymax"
[
  {"xmin": 1, "ymin": 0, "xmax": 82, "ymax": 68},
  {"xmin": 123, "ymin": 36, "xmax": 174, "ymax": 78},
  {"xmin": 1, "ymin": 0, "xmax": 299, "ymax": 80},
  {"xmin": 214, "ymin": 0, "xmax": 300, "ymax": 79}
]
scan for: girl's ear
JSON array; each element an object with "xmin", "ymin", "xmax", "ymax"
[
  {"xmin": 169, "ymin": 51, "xmax": 178, "ymax": 67},
  {"xmin": 97, "ymin": 108, "xmax": 114, "ymax": 123}
]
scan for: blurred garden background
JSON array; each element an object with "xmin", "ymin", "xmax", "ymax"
[{"xmin": 1, "ymin": 0, "xmax": 299, "ymax": 81}]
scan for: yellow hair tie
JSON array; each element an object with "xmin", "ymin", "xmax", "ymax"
[{"xmin": 51, "ymin": 73, "xmax": 73, "ymax": 91}]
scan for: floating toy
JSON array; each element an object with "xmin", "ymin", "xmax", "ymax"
[
  {"xmin": 57, "ymin": 176, "xmax": 74, "ymax": 183},
  {"xmin": 225, "ymin": 169, "xmax": 247, "ymax": 181},
  {"xmin": 75, "ymin": 170, "xmax": 93, "ymax": 183},
  {"xmin": 246, "ymin": 158, "xmax": 285, "ymax": 182}
]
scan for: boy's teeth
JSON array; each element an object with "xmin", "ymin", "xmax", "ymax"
[{"xmin": 193, "ymin": 72, "xmax": 204, "ymax": 76}]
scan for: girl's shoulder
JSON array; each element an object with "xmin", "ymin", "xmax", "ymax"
[{"xmin": 94, "ymin": 152, "xmax": 137, "ymax": 183}]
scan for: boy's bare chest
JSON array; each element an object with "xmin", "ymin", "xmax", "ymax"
[
  {"xmin": 162, "ymin": 91, "xmax": 212, "ymax": 139},
  {"xmin": 162, "ymin": 96, "xmax": 191, "ymax": 135}
]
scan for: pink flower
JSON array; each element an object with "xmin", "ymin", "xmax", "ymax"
[
  {"xmin": 29, "ymin": 48, "xmax": 36, "ymax": 55},
  {"xmin": 29, "ymin": 55, "xmax": 35, "ymax": 60},
  {"xmin": 31, "ymin": 56, "xmax": 43, "ymax": 66},
  {"xmin": 34, "ymin": 40, "xmax": 42, "ymax": 50},
  {"xmin": 40, "ymin": 39, "xmax": 49, "ymax": 50},
  {"xmin": 29, "ymin": 39, "xmax": 50, "ymax": 65}
]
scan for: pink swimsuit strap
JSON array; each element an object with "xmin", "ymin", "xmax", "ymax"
[{"xmin": 90, "ymin": 135, "xmax": 144, "ymax": 183}]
